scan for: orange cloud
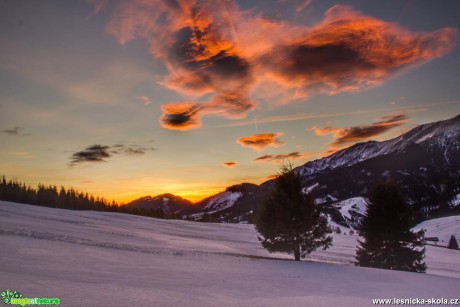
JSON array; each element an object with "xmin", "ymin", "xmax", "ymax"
[
  {"xmin": 159, "ymin": 92, "xmax": 256, "ymax": 130},
  {"xmin": 261, "ymin": 5, "xmax": 456, "ymax": 98},
  {"xmin": 106, "ymin": 0, "xmax": 256, "ymax": 131},
  {"xmin": 253, "ymin": 152, "xmax": 312, "ymax": 164},
  {"xmin": 97, "ymin": 1, "xmax": 456, "ymax": 130},
  {"xmin": 312, "ymin": 113, "xmax": 410, "ymax": 149},
  {"xmin": 236, "ymin": 133, "xmax": 284, "ymax": 151},
  {"xmin": 159, "ymin": 102, "xmax": 203, "ymax": 131},
  {"xmin": 222, "ymin": 162, "xmax": 237, "ymax": 168}
]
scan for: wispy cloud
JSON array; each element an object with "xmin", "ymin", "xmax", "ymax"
[
  {"xmin": 311, "ymin": 113, "xmax": 410, "ymax": 150},
  {"xmin": 222, "ymin": 161, "xmax": 237, "ymax": 168},
  {"xmin": 296, "ymin": 0, "xmax": 313, "ymax": 13},
  {"xmin": 86, "ymin": 0, "xmax": 108, "ymax": 14},
  {"xmin": 111, "ymin": 144, "xmax": 154, "ymax": 155},
  {"xmin": 70, "ymin": 143, "xmax": 155, "ymax": 166},
  {"xmin": 0, "ymin": 151, "xmax": 33, "ymax": 159},
  {"xmin": 94, "ymin": 1, "xmax": 456, "ymax": 131},
  {"xmin": 237, "ymin": 133, "xmax": 284, "ymax": 151},
  {"xmin": 139, "ymin": 96, "xmax": 151, "ymax": 105},
  {"xmin": 253, "ymin": 152, "xmax": 312, "ymax": 164},
  {"xmin": 215, "ymin": 100, "xmax": 460, "ymax": 128}
]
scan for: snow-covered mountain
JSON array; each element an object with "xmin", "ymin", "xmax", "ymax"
[
  {"xmin": 295, "ymin": 114, "xmax": 460, "ymax": 226},
  {"xmin": 186, "ymin": 114, "xmax": 460, "ymax": 224},
  {"xmin": 298, "ymin": 114, "xmax": 460, "ymax": 176},
  {"xmin": 126, "ymin": 193, "xmax": 192, "ymax": 215},
  {"xmin": 332, "ymin": 197, "xmax": 368, "ymax": 229},
  {"xmin": 184, "ymin": 183, "xmax": 267, "ymax": 222}
]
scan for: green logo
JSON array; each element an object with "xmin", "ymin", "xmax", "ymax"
[{"xmin": 1, "ymin": 290, "xmax": 60, "ymax": 306}]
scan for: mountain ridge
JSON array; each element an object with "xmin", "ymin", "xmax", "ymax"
[{"xmin": 129, "ymin": 114, "xmax": 460, "ymax": 224}]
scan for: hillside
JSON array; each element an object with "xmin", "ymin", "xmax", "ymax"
[
  {"xmin": 125, "ymin": 193, "xmax": 192, "ymax": 215},
  {"xmin": 1, "ymin": 201, "xmax": 459, "ymax": 306}
]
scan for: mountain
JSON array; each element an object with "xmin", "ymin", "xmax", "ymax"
[
  {"xmin": 186, "ymin": 114, "xmax": 460, "ymax": 225},
  {"xmin": 297, "ymin": 114, "xmax": 460, "ymax": 177},
  {"xmin": 296, "ymin": 114, "xmax": 460, "ymax": 227},
  {"xmin": 126, "ymin": 193, "xmax": 193, "ymax": 215},
  {"xmin": 182, "ymin": 183, "xmax": 269, "ymax": 223}
]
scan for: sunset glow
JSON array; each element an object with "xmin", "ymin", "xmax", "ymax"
[{"xmin": 1, "ymin": 1, "xmax": 459, "ymax": 203}]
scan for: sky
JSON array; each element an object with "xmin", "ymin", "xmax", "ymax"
[{"xmin": 1, "ymin": 0, "xmax": 460, "ymax": 203}]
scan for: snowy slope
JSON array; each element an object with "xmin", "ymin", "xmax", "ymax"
[
  {"xmin": 203, "ymin": 190, "xmax": 242, "ymax": 211},
  {"xmin": 332, "ymin": 197, "xmax": 367, "ymax": 228},
  {"xmin": 413, "ymin": 215, "xmax": 460, "ymax": 245},
  {"xmin": 1, "ymin": 201, "xmax": 459, "ymax": 307},
  {"xmin": 450, "ymin": 193, "xmax": 460, "ymax": 207}
]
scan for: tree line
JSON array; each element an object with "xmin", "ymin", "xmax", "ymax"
[{"xmin": 0, "ymin": 175, "xmax": 175, "ymax": 219}]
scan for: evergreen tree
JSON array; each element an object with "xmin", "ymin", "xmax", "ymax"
[
  {"xmin": 255, "ymin": 164, "xmax": 332, "ymax": 261},
  {"xmin": 448, "ymin": 235, "xmax": 459, "ymax": 250},
  {"xmin": 356, "ymin": 182, "xmax": 426, "ymax": 272}
]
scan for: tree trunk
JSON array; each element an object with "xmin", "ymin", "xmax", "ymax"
[{"xmin": 293, "ymin": 243, "xmax": 300, "ymax": 261}]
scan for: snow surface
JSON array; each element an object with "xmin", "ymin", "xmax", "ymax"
[
  {"xmin": 1, "ymin": 201, "xmax": 459, "ymax": 307},
  {"xmin": 449, "ymin": 193, "xmax": 460, "ymax": 207},
  {"xmin": 315, "ymin": 194, "xmax": 339, "ymax": 205},
  {"xmin": 413, "ymin": 216, "xmax": 460, "ymax": 245},
  {"xmin": 203, "ymin": 191, "xmax": 242, "ymax": 211},
  {"xmin": 302, "ymin": 183, "xmax": 319, "ymax": 194},
  {"xmin": 336, "ymin": 197, "xmax": 367, "ymax": 224}
]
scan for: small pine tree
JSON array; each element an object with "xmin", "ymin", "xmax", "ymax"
[
  {"xmin": 356, "ymin": 182, "xmax": 426, "ymax": 272},
  {"xmin": 448, "ymin": 235, "xmax": 459, "ymax": 250},
  {"xmin": 255, "ymin": 164, "xmax": 332, "ymax": 261}
]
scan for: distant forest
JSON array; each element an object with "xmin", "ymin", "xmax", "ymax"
[{"xmin": 0, "ymin": 175, "xmax": 176, "ymax": 219}]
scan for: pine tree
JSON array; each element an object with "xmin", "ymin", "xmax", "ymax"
[
  {"xmin": 448, "ymin": 235, "xmax": 459, "ymax": 250},
  {"xmin": 255, "ymin": 164, "xmax": 332, "ymax": 261},
  {"xmin": 356, "ymin": 182, "xmax": 426, "ymax": 272}
]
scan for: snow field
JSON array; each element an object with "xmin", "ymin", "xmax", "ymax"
[{"xmin": 1, "ymin": 201, "xmax": 459, "ymax": 307}]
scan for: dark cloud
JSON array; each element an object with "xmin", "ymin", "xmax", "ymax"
[
  {"xmin": 2, "ymin": 126, "xmax": 25, "ymax": 136},
  {"xmin": 263, "ymin": 43, "xmax": 375, "ymax": 88},
  {"xmin": 70, "ymin": 144, "xmax": 155, "ymax": 166},
  {"xmin": 70, "ymin": 145, "xmax": 111, "ymax": 165},
  {"xmin": 312, "ymin": 113, "xmax": 409, "ymax": 149},
  {"xmin": 237, "ymin": 133, "xmax": 284, "ymax": 151},
  {"xmin": 165, "ymin": 7, "xmax": 253, "ymax": 91},
  {"xmin": 111, "ymin": 144, "xmax": 155, "ymax": 155},
  {"xmin": 253, "ymin": 152, "xmax": 312, "ymax": 164},
  {"xmin": 169, "ymin": 26, "xmax": 251, "ymax": 84}
]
